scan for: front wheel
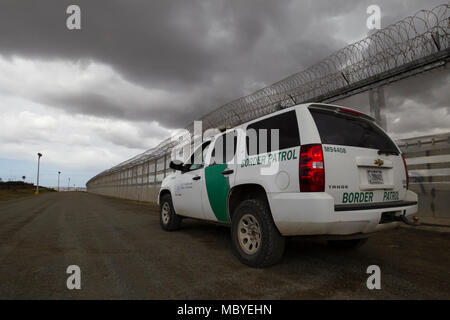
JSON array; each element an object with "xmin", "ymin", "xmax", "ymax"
[
  {"xmin": 231, "ymin": 199, "xmax": 285, "ymax": 268},
  {"xmin": 159, "ymin": 194, "xmax": 181, "ymax": 231}
]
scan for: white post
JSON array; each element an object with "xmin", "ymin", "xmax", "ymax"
[{"xmin": 35, "ymin": 153, "xmax": 42, "ymax": 195}]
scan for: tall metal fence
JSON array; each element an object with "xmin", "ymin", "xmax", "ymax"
[
  {"xmin": 398, "ymin": 132, "xmax": 450, "ymax": 219},
  {"xmin": 87, "ymin": 4, "xmax": 450, "ymax": 216},
  {"xmin": 87, "ymin": 152, "xmax": 174, "ymax": 202}
]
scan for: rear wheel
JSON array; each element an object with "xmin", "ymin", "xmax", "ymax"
[
  {"xmin": 159, "ymin": 194, "xmax": 181, "ymax": 231},
  {"xmin": 231, "ymin": 199, "xmax": 285, "ymax": 268},
  {"xmin": 327, "ymin": 238, "xmax": 368, "ymax": 249}
]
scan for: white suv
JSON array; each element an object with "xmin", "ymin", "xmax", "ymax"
[{"xmin": 158, "ymin": 103, "xmax": 418, "ymax": 267}]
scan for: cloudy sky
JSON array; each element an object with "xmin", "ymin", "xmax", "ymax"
[{"xmin": 0, "ymin": 0, "xmax": 448, "ymax": 187}]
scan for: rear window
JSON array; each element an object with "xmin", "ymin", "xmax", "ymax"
[
  {"xmin": 310, "ymin": 109, "xmax": 398, "ymax": 151},
  {"xmin": 246, "ymin": 110, "xmax": 300, "ymax": 156}
]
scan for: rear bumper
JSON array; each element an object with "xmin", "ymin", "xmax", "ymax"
[
  {"xmin": 335, "ymin": 200, "xmax": 418, "ymax": 211},
  {"xmin": 267, "ymin": 190, "xmax": 418, "ymax": 236}
]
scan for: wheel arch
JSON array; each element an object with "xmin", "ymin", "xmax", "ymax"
[
  {"xmin": 227, "ymin": 183, "xmax": 271, "ymax": 222},
  {"xmin": 158, "ymin": 188, "xmax": 171, "ymax": 205}
]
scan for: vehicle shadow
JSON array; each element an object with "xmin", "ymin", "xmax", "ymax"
[{"xmin": 155, "ymin": 218, "xmax": 450, "ymax": 299}]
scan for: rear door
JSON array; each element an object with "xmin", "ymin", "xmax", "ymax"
[{"xmin": 308, "ymin": 105, "xmax": 407, "ymax": 206}]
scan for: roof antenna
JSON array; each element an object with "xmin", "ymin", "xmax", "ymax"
[{"xmin": 288, "ymin": 94, "xmax": 297, "ymax": 105}]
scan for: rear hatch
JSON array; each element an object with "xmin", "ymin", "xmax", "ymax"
[{"xmin": 308, "ymin": 105, "xmax": 407, "ymax": 207}]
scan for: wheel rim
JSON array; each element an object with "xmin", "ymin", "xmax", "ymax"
[
  {"xmin": 237, "ymin": 213, "xmax": 261, "ymax": 255},
  {"xmin": 161, "ymin": 202, "xmax": 170, "ymax": 224}
]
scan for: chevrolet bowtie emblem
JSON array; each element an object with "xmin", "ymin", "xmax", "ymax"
[{"xmin": 374, "ymin": 159, "xmax": 384, "ymax": 166}]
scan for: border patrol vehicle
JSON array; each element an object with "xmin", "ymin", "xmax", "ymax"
[{"xmin": 158, "ymin": 103, "xmax": 418, "ymax": 267}]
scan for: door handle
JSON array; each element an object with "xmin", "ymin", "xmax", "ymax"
[
  {"xmin": 192, "ymin": 176, "xmax": 201, "ymax": 180},
  {"xmin": 221, "ymin": 169, "xmax": 234, "ymax": 175}
]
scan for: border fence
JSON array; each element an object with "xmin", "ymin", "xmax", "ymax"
[
  {"xmin": 398, "ymin": 132, "xmax": 450, "ymax": 219},
  {"xmin": 87, "ymin": 5, "xmax": 449, "ymax": 219},
  {"xmin": 86, "ymin": 132, "xmax": 450, "ymax": 219}
]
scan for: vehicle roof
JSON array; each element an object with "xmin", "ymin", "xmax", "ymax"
[{"xmin": 208, "ymin": 102, "xmax": 375, "ymax": 141}]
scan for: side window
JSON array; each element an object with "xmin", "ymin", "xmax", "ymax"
[
  {"xmin": 246, "ymin": 110, "xmax": 300, "ymax": 156},
  {"xmin": 187, "ymin": 141, "xmax": 211, "ymax": 171},
  {"xmin": 211, "ymin": 131, "xmax": 237, "ymax": 165}
]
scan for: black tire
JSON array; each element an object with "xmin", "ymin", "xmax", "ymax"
[
  {"xmin": 231, "ymin": 199, "xmax": 285, "ymax": 268},
  {"xmin": 327, "ymin": 238, "xmax": 368, "ymax": 249},
  {"xmin": 159, "ymin": 193, "xmax": 181, "ymax": 231}
]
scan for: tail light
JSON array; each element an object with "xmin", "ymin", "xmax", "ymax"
[
  {"xmin": 299, "ymin": 144, "xmax": 325, "ymax": 192},
  {"xmin": 401, "ymin": 154, "xmax": 409, "ymax": 189}
]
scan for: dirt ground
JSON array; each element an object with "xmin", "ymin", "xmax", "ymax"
[
  {"xmin": 0, "ymin": 187, "xmax": 55, "ymax": 201},
  {"xmin": 0, "ymin": 192, "xmax": 449, "ymax": 299}
]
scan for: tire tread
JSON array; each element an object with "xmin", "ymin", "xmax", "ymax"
[
  {"xmin": 231, "ymin": 198, "xmax": 285, "ymax": 267},
  {"xmin": 160, "ymin": 194, "xmax": 181, "ymax": 231}
]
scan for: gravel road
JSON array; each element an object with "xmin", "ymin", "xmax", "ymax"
[{"xmin": 0, "ymin": 192, "xmax": 449, "ymax": 299}]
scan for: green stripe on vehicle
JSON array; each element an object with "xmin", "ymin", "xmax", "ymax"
[{"xmin": 205, "ymin": 164, "xmax": 229, "ymax": 222}]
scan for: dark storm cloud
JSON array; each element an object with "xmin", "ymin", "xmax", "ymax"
[
  {"xmin": 0, "ymin": 0, "xmax": 447, "ymax": 129},
  {"xmin": 0, "ymin": 0, "xmax": 343, "ymax": 127},
  {"xmin": 0, "ymin": 0, "xmax": 216, "ymax": 84},
  {"xmin": 383, "ymin": 66, "xmax": 450, "ymax": 137},
  {"xmin": 385, "ymin": 66, "xmax": 450, "ymax": 111}
]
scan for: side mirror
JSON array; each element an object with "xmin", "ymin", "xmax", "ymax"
[{"xmin": 169, "ymin": 160, "xmax": 184, "ymax": 171}]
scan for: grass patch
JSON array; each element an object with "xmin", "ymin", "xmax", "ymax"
[{"xmin": 0, "ymin": 181, "xmax": 56, "ymax": 201}]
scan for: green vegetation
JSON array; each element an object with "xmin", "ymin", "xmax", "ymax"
[{"xmin": 0, "ymin": 181, "xmax": 56, "ymax": 201}]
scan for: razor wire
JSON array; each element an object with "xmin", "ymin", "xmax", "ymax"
[{"xmin": 88, "ymin": 4, "xmax": 449, "ymax": 184}]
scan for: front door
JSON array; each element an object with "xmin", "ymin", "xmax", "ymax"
[
  {"xmin": 202, "ymin": 131, "xmax": 237, "ymax": 222},
  {"xmin": 172, "ymin": 141, "xmax": 211, "ymax": 219}
]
